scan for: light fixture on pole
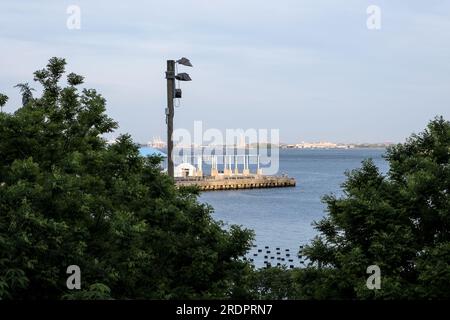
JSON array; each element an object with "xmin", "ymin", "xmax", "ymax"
[
  {"xmin": 165, "ymin": 57, "xmax": 193, "ymax": 178},
  {"xmin": 177, "ymin": 57, "xmax": 193, "ymax": 67},
  {"xmin": 175, "ymin": 73, "xmax": 192, "ymax": 81}
]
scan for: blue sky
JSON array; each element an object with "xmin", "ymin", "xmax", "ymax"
[{"xmin": 1, "ymin": 0, "xmax": 449, "ymax": 143}]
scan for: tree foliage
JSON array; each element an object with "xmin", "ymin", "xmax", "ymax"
[
  {"xmin": 14, "ymin": 83, "xmax": 35, "ymax": 107},
  {"xmin": 0, "ymin": 57, "xmax": 254, "ymax": 299},
  {"xmin": 0, "ymin": 94, "xmax": 7, "ymax": 112},
  {"xmin": 293, "ymin": 117, "xmax": 450, "ymax": 299}
]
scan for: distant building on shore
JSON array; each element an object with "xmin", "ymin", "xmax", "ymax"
[
  {"xmin": 280, "ymin": 141, "xmax": 394, "ymax": 149},
  {"xmin": 148, "ymin": 136, "xmax": 166, "ymax": 149},
  {"xmin": 284, "ymin": 141, "xmax": 354, "ymax": 149}
]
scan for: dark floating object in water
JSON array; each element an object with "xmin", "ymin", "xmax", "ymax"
[
  {"xmin": 277, "ymin": 252, "xmax": 280, "ymax": 255},
  {"xmin": 250, "ymin": 259, "xmax": 254, "ymax": 262},
  {"xmin": 285, "ymin": 249, "xmax": 290, "ymax": 251},
  {"xmin": 271, "ymin": 257, "xmax": 275, "ymax": 259},
  {"xmin": 265, "ymin": 246, "xmax": 269, "ymax": 249},
  {"xmin": 286, "ymin": 254, "xmax": 291, "ymax": 257},
  {"xmin": 277, "ymin": 263, "xmax": 281, "ymax": 266},
  {"xmin": 264, "ymin": 255, "xmax": 268, "ymax": 259},
  {"xmin": 281, "ymin": 258, "xmax": 285, "ymax": 261},
  {"xmin": 258, "ymin": 249, "xmax": 262, "ymax": 252},
  {"xmin": 299, "ymin": 246, "xmax": 304, "ymax": 249},
  {"xmin": 267, "ymin": 251, "xmax": 271, "ymax": 254},
  {"xmin": 276, "ymin": 247, "xmax": 280, "ymax": 250},
  {"xmin": 288, "ymin": 259, "xmax": 293, "ymax": 262},
  {"xmin": 290, "ymin": 265, "xmax": 294, "ymax": 269},
  {"xmin": 253, "ymin": 254, "xmax": 258, "ymax": 256},
  {"xmin": 277, "ymin": 257, "xmax": 281, "ymax": 260}
]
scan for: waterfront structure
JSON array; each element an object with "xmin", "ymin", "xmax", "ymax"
[
  {"xmin": 173, "ymin": 155, "xmax": 259, "ymax": 178},
  {"xmin": 172, "ymin": 154, "xmax": 296, "ymax": 190},
  {"xmin": 174, "ymin": 163, "xmax": 197, "ymax": 178}
]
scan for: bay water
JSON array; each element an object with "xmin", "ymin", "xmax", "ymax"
[{"xmin": 199, "ymin": 148, "xmax": 389, "ymax": 267}]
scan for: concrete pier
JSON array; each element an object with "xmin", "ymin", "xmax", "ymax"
[{"xmin": 175, "ymin": 175, "xmax": 296, "ymax": 191}]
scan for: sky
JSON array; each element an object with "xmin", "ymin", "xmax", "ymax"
[{"xmin": 1, "ymin": 0, "xmax": 449, "ymax": 144}]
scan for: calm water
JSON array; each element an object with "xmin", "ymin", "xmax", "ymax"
[{"xmin": 199, "ymin": 148, "xmax": 389, "ymax": 266}]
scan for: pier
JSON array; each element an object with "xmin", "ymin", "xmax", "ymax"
[
  {"xmin": 172, "ymin": 154, "xmax": 296, "ymax": 191},
  {"xmin": 175, "ymin": 174, "xmax": 296, "ymax": 191}
]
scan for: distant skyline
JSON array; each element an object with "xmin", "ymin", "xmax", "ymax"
[{"xmin": 1, "ymin": 0, "xmax": 450, "ymax": 143}]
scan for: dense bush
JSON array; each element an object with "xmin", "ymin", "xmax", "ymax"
[{"xmin": 0, "ymin": 57, "xmax": 254, "ymax": 299}]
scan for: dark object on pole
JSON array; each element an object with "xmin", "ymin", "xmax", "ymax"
[
  {"xmin": 174, "ymin": 89, "xmax": 182, "ymax": 98},
  {"xmin": 175, "ymin": 73, "xmax": 192, "ymax": 81},
  {"xmin": 177, "ymin": 57, "xmax": 193, "ymax": 67}
]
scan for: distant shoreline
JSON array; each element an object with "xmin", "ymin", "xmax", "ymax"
[
  {"xmin": 138, "ymin": 144, "xmax": 392, "ymax": 150},
  {"xmin": 280, "ymin": 146, "xmax": 389, "ymax": 150}
]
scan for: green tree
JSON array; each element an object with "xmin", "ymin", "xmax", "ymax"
[
  {"xmin": 14, "ymin": 83, "xmax": 35, "ymax": 106},
  {"xmin": 0, "ymin": 93, "xmax": 7, "ymax": 113},
  {"xmin": 0, "ymin": 57, "xmax": 254, "ymax": 300},
  {"xmin": 250, "ymin": 267, "xmax": 298, "ymax": 299},
  {"xmin": 296, "ymin": 117, "xmax": 450, "ymax": 299}
]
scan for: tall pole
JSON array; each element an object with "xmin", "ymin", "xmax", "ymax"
[{"xmin": 166, "ymin": 60, "xmax": 175, "ymax": 178}]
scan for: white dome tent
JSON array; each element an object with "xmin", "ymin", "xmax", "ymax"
[{"xmin": 174, "ymin": 163, "xmax": 197, "ymax": 178}]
